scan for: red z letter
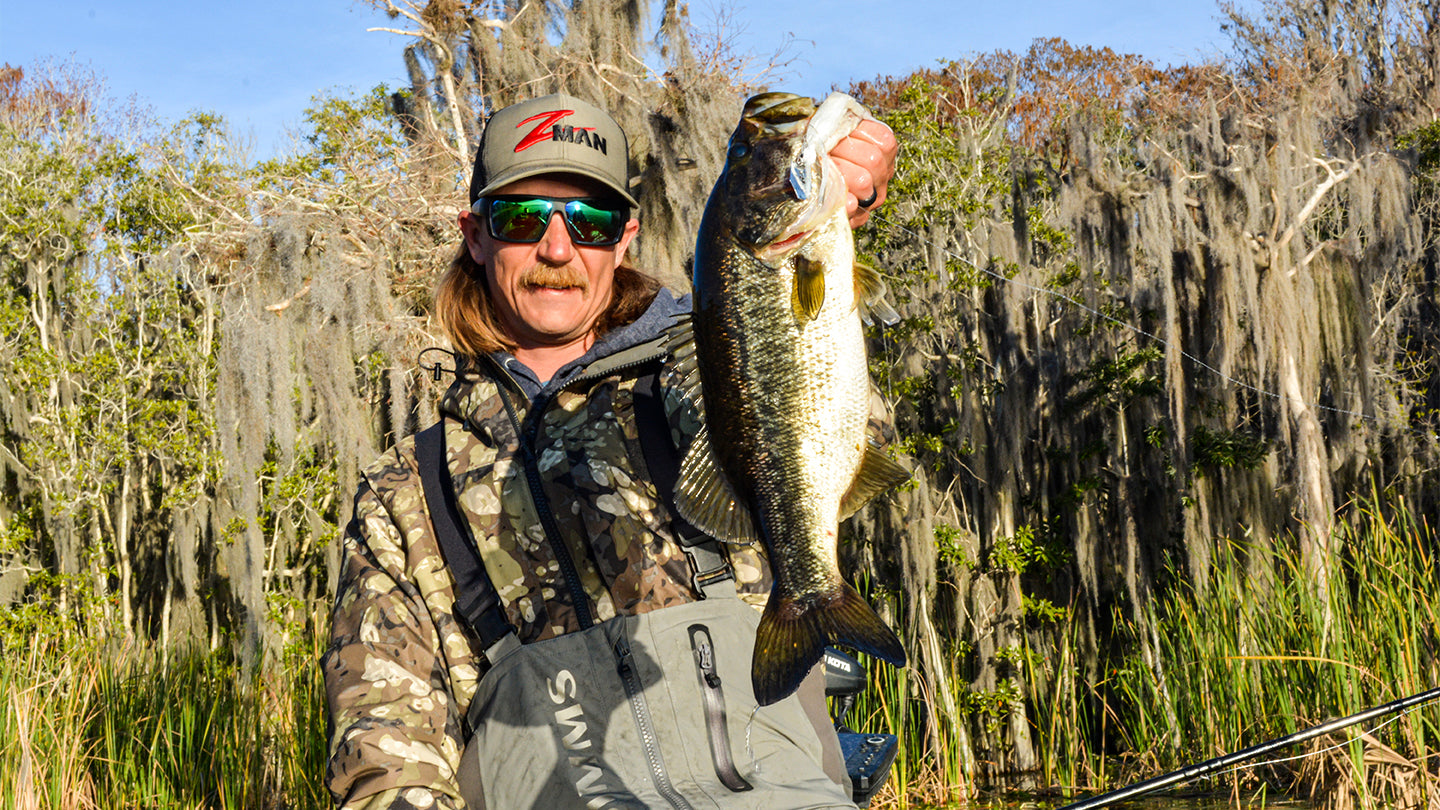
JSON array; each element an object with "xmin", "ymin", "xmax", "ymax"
[{"xmin": 514, "ymin": 110, "xmax": 574, "ymax": 152}]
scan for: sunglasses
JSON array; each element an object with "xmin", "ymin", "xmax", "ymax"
[{"xmin": 477, "ymin": 195, "xmax": 630, "ymax": 246}]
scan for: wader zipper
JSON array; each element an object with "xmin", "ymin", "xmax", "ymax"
[
  {"xmin": 689, "ymin": 625, "xmax": 753, "ymax": 791},
  {"xmin": 615, "ymin": 635, "xmax": 695, "ymax": 810},
  {"xmin": 489, "ymin": 349, "xmax": 669, "ymax": 632}
]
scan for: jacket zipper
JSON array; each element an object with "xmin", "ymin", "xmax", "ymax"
[
  {"xmin": 615, "ymin": 635, "xmax": 695, "ymax": 810},
  {"xmin": 488, "ymin": 350, "xmax": 668, "ymax": 632}
]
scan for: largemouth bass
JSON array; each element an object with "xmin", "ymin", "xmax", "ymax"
[{"xmin": 674, "ymin": 92, "xmax": 909, "ymax": 706}]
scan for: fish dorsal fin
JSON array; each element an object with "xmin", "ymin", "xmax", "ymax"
[
  {"xmin": 853, "ymin": 261, "xmax": 900, "ymax": 326},
  {"xmin": 675, "ymin": 425, "xmax": 761, "ymax": 545},
  {"xmin": 839, "ymin": 441, "xmax": 911, "ymax": 520},
  {"xmin": 793, "ymin": 255, "xmax": 825, "ymax": 322}
]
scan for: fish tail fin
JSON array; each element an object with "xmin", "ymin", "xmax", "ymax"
[
  {"xmin": 753, "ymin": 597, "xmax": 827, "ymax": 707},
  {"xmin": 823, "ymin": 581, "xmax": 907, "ymax": 668},
  {"xmin": 752, "ymin": 583, "xmax": 906, "ymax": 706}
]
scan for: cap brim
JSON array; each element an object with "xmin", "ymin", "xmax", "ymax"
[{"xmin": 474, "ymin": 162, "xmax": 640, "ymax": 209}]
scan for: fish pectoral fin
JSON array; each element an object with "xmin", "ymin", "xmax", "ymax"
[
  {"xmin": 854, "ymin": 261, "xmax": 901, "ymax": 326},
  {"xmin": 839, "ymin": 441, "xmax": 912, "ymax": 520},
  {"xmin": 674, "ymin": 426, "xmax": 760, "ymax": 546},
  {"xmin": 792, "ymin": 255, "xmax": 825, "ymax": 322}
]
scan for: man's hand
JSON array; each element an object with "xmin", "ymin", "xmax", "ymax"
[{"xmin": 830, "ymin": 118, "xmax": 898, "ymax": 228}]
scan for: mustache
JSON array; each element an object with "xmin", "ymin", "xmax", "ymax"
[{"xmin": 519, "ymin": 265, "xmax": 589, "ymax": 292}]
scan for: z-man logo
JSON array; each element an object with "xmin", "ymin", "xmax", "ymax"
[{"xmin": 514, "ymin": 110, "xmax": 607, "ymax": 154}]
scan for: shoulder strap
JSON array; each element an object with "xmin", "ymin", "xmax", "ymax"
[
  {"xmin": 633, "ymin": 365, "xmax": 737, "ymax": 599},
  {"xmin": 415, "ymin": 420, "xmax": 516, "ymax": 650}
]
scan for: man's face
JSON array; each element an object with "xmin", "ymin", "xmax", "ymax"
[{"xmin": 459, "ymin": 174, "xmax": 639, "ymax": 351}]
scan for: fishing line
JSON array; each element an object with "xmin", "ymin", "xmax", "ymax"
[{"xmin": 870, "ymin": 213, "xmax": 1438, "ymax": 442}]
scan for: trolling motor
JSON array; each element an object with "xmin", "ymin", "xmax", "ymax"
[{"xmin": 823, "ymin": 647, "xmax": 900, "ymax": 807}]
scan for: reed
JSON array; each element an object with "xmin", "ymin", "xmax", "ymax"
[
  {"xmin": 848, "ymin": 493, "xmax": 1437, "ymax": 808},
  {"xmin": 846, "ymin": 656, "xmax": 959, "ymax": 810},
  {"xmin": 1, "ymin": 623, "xmax": 329, "ymax": 809},
  {"xmin": 841, "ymin": 575, "xmax": 971, "ymax": 810},
  {"xmin": 1, "ymin": 633, "xmax": 99, "ymax": 810},
  {"xmin": 1096, "ymin": 495, "xmax": 1440, "ymax": 807}
]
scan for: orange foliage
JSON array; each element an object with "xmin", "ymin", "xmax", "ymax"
[
  {"xmin": 0, "ymin": 62, "xmax": 96, "ymax": 135},
  {"xmin": 848, "ymin": 38, "xmax": 1228, "ymax": 164}
]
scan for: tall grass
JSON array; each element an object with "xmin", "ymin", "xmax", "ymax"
[
  {"xmin": 847, "ymin": 495, "xmax": 1438, "ymax": 808},
  {"xmin": 5, "ymin": 497, "xmax": 1433, "ymax": 808},
  {"xmin": 2, "ymin": 633, "xmax": 99, "ymax": 809},
  {"xmin": 1099, "ymin": 497, "xmax": 1440, "ymax": 807},
  {"xmin": 1, "ymin": 618, "xmax": 329, "ymax": 809},
  {"xmin": 840, "ymin": 575, "xmax": 971, "ymax": 810}
]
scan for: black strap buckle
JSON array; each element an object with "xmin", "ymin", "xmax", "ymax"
[
  {"xmin": 687, "ymin": 540, "xmax": 736, "ymax": 596},
  {"xmin": 691, "ymin": 564, "xmax": 735, "ymax": 594}
]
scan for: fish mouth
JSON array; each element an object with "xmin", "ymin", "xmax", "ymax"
[
  {"xmin": 753, "ymin": 228, "xmax": 812, "ymax": 261},
  {"xmin": 741, "ymin": 93, "xmax": 816, "ymax": 136},
  {"xmin": 733, "ymin": 92, "xmax": 859, "ymax": 261},
  {"xmin": 770, "ymin": 230, "xmax": 810, "ymax": 251},
  {"xmin": 747, "ymin": 160, "xmax": 843, "ymax": 260}
]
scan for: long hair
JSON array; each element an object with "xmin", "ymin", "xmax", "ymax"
[{"xmin": 435, "ymin": 244, "xmax": 662, "ymax": 357}]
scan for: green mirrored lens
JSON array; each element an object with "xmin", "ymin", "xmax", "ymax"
[
  {"xmin": 563, "ymin": 200, "xmax": 625, "ymax": 245},
  {"xmin": 488, "ymin": 198, "xmax": 553, "ymax": 242}
]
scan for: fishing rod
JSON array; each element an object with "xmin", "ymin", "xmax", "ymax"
[{"xmin": 1058, "ymin": 684, "xmax": 1440, "ymax": 810}]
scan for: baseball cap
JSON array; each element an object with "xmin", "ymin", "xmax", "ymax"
[{"xmin": 468, "ymin": 93, "xmax": 638, "ymax": 209}]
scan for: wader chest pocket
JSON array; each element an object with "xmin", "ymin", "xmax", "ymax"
[{"xmin": 687, "ymin": 624, "xmax": 753, "ymax": 792}]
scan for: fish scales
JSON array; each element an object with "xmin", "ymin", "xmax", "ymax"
[
  {"xmin": 704, "ymin": 214, "xmax": 868, "ymax": 560},
  {"xmin": 678, "ymin": 92, "xmax": 909, "ymax": 706}
]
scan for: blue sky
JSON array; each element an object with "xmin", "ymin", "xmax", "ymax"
[{"xmin": 2, "ymin": 1, "xmax": 1249, "ymax": 159}]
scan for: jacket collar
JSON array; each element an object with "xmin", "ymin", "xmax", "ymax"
[{"xmin": 441, "ymin": 288, "xmax": 690, "ymax": 421}]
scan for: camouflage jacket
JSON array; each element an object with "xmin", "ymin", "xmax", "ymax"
[{"xmin": 322, "ymin": 291, "xmax": 773, "ymax": 810}]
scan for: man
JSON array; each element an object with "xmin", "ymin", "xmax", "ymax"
[{"xmin": 324, "ymin": 92, "xmax": 897, "ymax": 810}]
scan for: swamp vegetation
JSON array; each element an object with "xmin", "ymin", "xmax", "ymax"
[{"xmin": 2, "ymin": 0, "xmax": 1438, "ymax": 807}]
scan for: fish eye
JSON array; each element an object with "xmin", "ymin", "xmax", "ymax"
[{"xmin": 728, "ymin": 141, "xmax": 750, "ymax": 161}]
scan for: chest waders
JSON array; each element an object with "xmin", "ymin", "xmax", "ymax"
[{"xmin": 415, "ymin": 367, "xmax": 856, "ymax": 810}]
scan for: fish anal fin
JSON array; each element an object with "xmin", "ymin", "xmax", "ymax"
[
  {"xmin": 839, "ymin": 442, "xmax": 911, "ymax": 520},
  {"xmin": 674, "ymin": 426, "xmax": 760, "ymax": 546},
  {"xmin": 792, "ymin": 255, "xmax": 825, "ymax": 322}
]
